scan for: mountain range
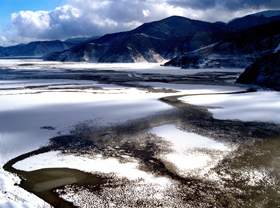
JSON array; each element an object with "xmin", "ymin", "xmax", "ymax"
[
  {"xmin": 0, "ymin": 36, "xmax": 100, "ymax": 57},
  {"xmin": 44, "ymin": 16, "xmax": 235, "ymax": 63},
  {"xmin": 0, "ymin": 40, "xmax": 76, "ymax": 57},
  {"xmin": 1, "ymin": 10, "xmax": 280, "ymax": 69}
]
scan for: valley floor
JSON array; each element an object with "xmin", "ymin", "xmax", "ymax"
[{"xmin": 0, "ymin": 60, "xmax": 279, "ymax": 207}]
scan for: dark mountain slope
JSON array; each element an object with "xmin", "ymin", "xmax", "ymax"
[
  {"xmin": 226, "ymin": 10, "xmax": 280, "ymax": 31},
  {"xmin": 98, "ymin": 33, "xmax": 165, "ymax": 63},
  {"xmin": 64, "ymin": 36, "xmax": 100, "ymax": 44},
  {"xmin": 165, "ymin": 21, "xmax": 280, "ymax": 68},
  {"xmin": 130, "ymin": 16, "xmax": 232, "ymax": 40},
  {"xmin": 45, "ymin": 16, "xmax": 235, "ymax": 63},
  {"xmin": 236, "ymin": 51, "xmax": 280, "ymax": 90}
]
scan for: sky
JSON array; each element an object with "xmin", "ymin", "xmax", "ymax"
[{"xmin": 0, "ymin": 0, "xmax": 280, "ymax": 46}]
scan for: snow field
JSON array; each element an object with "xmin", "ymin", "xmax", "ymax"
[
  {"xmin": 179, "ymin": 90, "xmax": 280, "ymax": 123},
  {"xmin": 0, "ymin": 89, "xmax": 173, "ymax": 164},
  {"xmin": 0, "ymin": 60, "xmax": 244, "ymax": 76}
]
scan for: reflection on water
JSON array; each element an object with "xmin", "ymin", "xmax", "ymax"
[
  {"xmin": 20, "ymin": 168, "xmax": 104, "ymax": 208},
  {"xmin": 3, "ymin": 151, "xmax": 105, "ymax": 208}
]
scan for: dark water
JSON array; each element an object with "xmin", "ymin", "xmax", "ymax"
[
  {"xmin": 7, "ymin": 166, "xmax": 105, "ymax": 208},
  {"xmin": 3, "ymin": 146, "xmax": 105, "ymax": 208},
  {"xmin": 19, "ymin": 168, "xmax": 104, "ymax": 208}
]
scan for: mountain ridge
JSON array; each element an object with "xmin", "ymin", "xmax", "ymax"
[
  {"xmin": 44, "ymin": 15, "xmax": 235, "ymax": 63},
  {"xmin": 165, "ymin": 21, "xmax": 280, "ymax": 68},
  {"xmin": 226, "ymin": 10, "xmax": 280, "ymax": 31}
]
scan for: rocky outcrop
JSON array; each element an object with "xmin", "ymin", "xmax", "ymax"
[{"xmin": 236, "ymin": 51, "xmax": 280, "ymax": 90}]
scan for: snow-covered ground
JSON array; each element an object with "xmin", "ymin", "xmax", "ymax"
[
  {"xmin": 0, "ymin": 59, "xmax": 244, "ymax": 75},
  {"xmin": 1, "ymin": 61, "xmax": 279, "ymax": 207},
  {"xmin": 179, "ymin": 90, "xmax": 280, "ymax": 123},
  {"xmin": 150, "ymin": 125, "xmax": 233, "ymax": 178},
  {"xmin": 0, "ymin": 89, "xmax": 173, "ymax": 164}
]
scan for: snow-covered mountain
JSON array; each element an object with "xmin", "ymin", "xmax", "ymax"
[
  {"xmin": 226, "ymin": 10, "xmax": 280, "ymax": 31},
  {"xmin": 253, "ymin": 10, "xmax": 280, "ymax": 18},
  {"xmin": 165, "ymin": 21, "xmax": 280, "ymax": 68},
  {"xmin": 0, "ymin": 40, "xmax": 77, "ymax": 57},
  {"xmin": 44, "ymin": 16, "xmax": 235, "ymax": 63}
]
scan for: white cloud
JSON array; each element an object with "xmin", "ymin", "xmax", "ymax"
[
  {"xmin": 3, "ymin": 0, "xmax": 280, "ymax": 46},
  {"xmin": 0, "ymin": 35, "xmax": 8, "ymax": 47},
  {"xmin": 142, "ymin": 9, "xmax": 151, "ymax": 17},
  {"xmin": 11, "ymin": 10, "xmax": 50, "ymax": 38}
]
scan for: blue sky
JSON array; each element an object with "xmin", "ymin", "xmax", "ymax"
[
  {"xmin": 0, "ymin": 0, "xmax": 65, "ymax": 28},
  {"xmin": 1, "ymin": 0, "xmax": 280, "ymax": 46}
]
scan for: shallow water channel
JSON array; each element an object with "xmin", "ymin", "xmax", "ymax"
[
  {"xmin": 20, "ymin": 168, "xmax": 103, "ymax": 207},
  {"xmin": 3, "ymin": 146, "xmax": 105, "ymax": 207}
]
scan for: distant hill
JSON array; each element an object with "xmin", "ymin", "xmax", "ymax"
[
  {"xmin": 44, "ymin": 16, "xmax": 235, "ymax": 63},
  {"xmin": 0, "ymin": 40, "xmax": 77, "ymax": 57},
  {"xmin": 165, "ymin": 21, "xmax": 280, "ymax": 68},
  {"xmin": 226, "ymin": 10, "xmax": 280, "ymax": 31},
  {"xmin": 236, "ymin": 50, "xmax": 280, "ymax": 90}
]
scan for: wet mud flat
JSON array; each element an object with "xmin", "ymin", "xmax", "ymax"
[
  {"xmin": 0, "ymin": 67, "xmax": 241, "ymax": 88},
  {"xmin": 4, "ymin": 89, "xmax": 280, "ymax": 207}
]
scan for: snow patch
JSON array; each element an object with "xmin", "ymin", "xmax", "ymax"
[
  {"xmin": 179, "ymin": 90, "xmax": 280, "ymax": 123},
  {"xmin": 274, "ymin": 42, "xmax": 280, "ymax": 53},
  {"xmin": 0, "ymin": 89, "xmax": 172, "ymax": 165},
  {"xmin": 252, "ymin": 10, "xmax": 280, "ymax": 18},
  {"xmin": 150, "ymin": 125, "xmax": 232, "ymax": 178}
]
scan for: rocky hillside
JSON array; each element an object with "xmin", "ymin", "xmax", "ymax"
[
  {"xmin": 44, "ymin": 16, "xmax": 235, "ymax": 63},
  {"xmin": 165, "ymin": 21, "xmax": 280, "ymax": 68},
  {"xmin": 0, "ymin": 40, "xmax": 77, "ymax": 57},
  {"xmin": 236, "ymin": 51, "xmax": 280, "ymax": 90}
]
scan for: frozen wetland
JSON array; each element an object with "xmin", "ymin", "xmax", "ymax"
[{"xmin": 0, "ymin": 60, "xmax": 280, "ymax": 207}]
